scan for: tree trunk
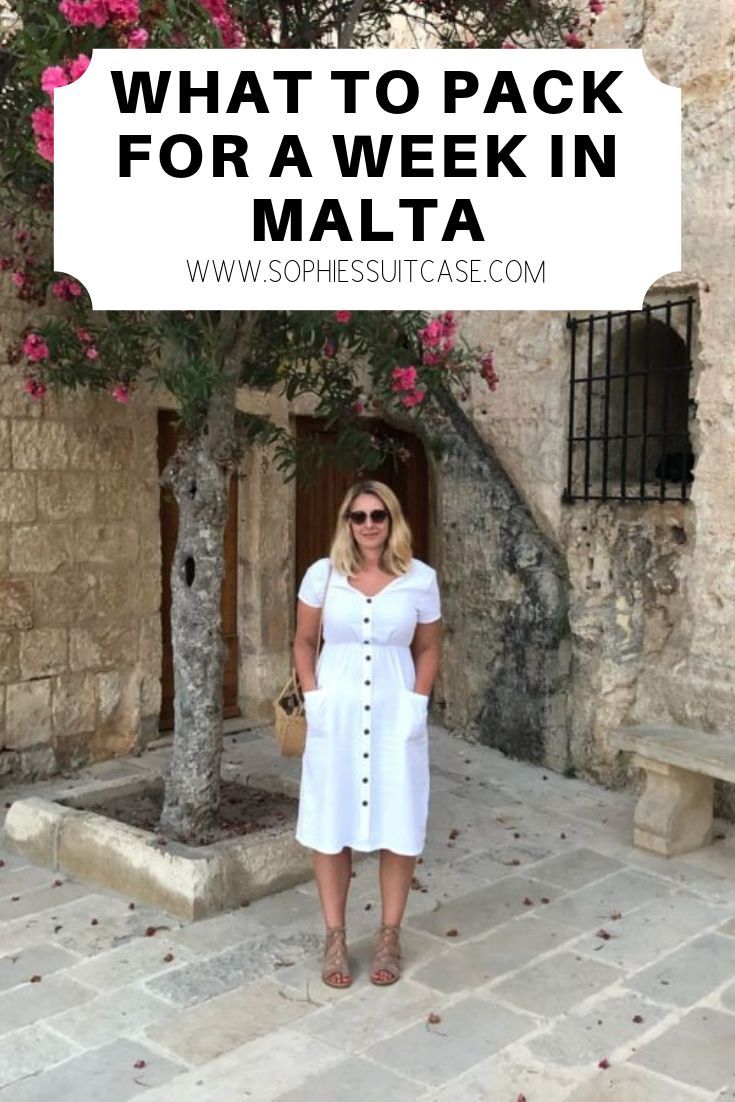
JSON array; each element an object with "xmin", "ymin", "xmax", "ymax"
[{"xmin": 159, "ymin": 314, "xmax": 254, "ymax": 838}]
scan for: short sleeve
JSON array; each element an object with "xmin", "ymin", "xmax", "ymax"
[
  {"xmin": 298, "ymin": 558, "xmax": 330, "ymax": 608},
  {"xmin": 417, "ymin": 570, "xmax": 441, "ymax": 624}
]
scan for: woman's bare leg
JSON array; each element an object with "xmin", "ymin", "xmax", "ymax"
[
  {"xmin": 312, "ymin": 847, "xmax": 352, "ymax": 984},
  {"xmin": 374, "ymin": 849, "xmax": 416, "ymax": 982}
]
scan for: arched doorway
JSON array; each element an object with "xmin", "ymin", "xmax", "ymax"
[{"xmin": 294, "ymin": 417, "xmax": 432, "ymax": 589}]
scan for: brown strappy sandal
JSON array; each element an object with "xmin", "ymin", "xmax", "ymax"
[
  {"xmin": 370, "ymin": 923, "xmax": 402, "ymax": 986},
  {"xmin": 322, "ymin": 926, "xmax": 352, "ymax": 988}
]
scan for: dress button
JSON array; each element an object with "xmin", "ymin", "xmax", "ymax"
[
  {"xmin": 362, "ymin": 777, "xmax": 368, "ymax": 783},
  {"xmin": 363, "ymin": 617, "xmax": 369, "ymax": 624},
  {"xmin": 366, "ymin": 598, "xmax": 372, "ymax": 604},
  {"xmin": 363, "ymin": 752, "xmax": 369, "ymax": 758},
  {"xmin": 364, "ymin": 680, "xmax": 371, "ymax": 686},
  {"xmin": 365, "ymin": 655, "xmax": 371, "ymax": 661},
  {"xmin": 364, "ymin": 640, "xmax": 370, "ymax": 644},
  {"xmin": 362, "ymin": 800, "xmax": 368, "ymax": 807},
  {"xmin": 364, "ymin": 704, "xmax": 370, "ymax": 711},
  {"xmin": 364, "ymin": 729, "xmax": 370, "ymax": 735}
]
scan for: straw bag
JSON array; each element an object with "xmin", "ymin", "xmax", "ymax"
[{"xmin": 274, "ymin": 565, "xmax": 332, "ymax": 758}]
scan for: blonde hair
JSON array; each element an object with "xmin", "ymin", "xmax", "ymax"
[{"xmin": 330, "ymin": 481, "xmax": 413, "ymax": 577}]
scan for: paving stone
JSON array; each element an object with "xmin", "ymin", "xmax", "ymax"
[
  {"xmin": 129, "ymin": 1028, "xmax": 344, "ymax": 1102},
  {"xmin": 0, "ymin": 973, "xmax": 94, "ymax": 1035},
  {"xmin": 719, "ymin": 915, "xmax": 735, "ymax": 936},
  {"xmin": 489, "ymin": 950, "xmax": 622, "ymax": 1017},
  {"xmin": 537, "ymin": 870, "xmax": 674, "ymax": 932},
  {"xmin": 145, "ymin": 931, "xmax": 322, "ymax": 1007},
  {"xmin": 0, "ymin": 1024, "xmax": 80, "ymax": 1090},
  {"xmin": 407, "ymin": 875, "xmax": 563, "ymax": 940},
  {"xmin": 146, "ymin": 977, "xmax": 320, "ymax": 1064},
  {"xmin": 0, "ymin": 943, "xmax": 81, "ymax": 992},
  {"xmin": 0, "ymin": 881, "xmax": 92, "ymax": 922},
  {"xmin": 626, "ymin": 933, "xmax": 735, "ymax": 1007},
  {"xmin": 166, "ymin": 908, "xmax": 270, "ymax": 954},
  {"xmin": 0, "ymin": 892, "xmax": 176, "ymax": 957},
  {"xmin": 630, "ymin": 1007, "xmax": 735, "ymax": 1091},
  {"xmin": 0, "ymin": 1037, "xmax": 185, "ymax": 1102},
  {"xmin": 425, "ymin": 1049, "xmax": 581, "ymax": 1102},
  {"xmin": 564, "ymin": 1063, "xmax": 707, "ymax": 1101},
  {"xmin": 528, "ymin": 848, "xmax": 625, "ymax": 891},
  {"xmin": 50, "ymin": 986, "xmax": 177, "ymax": 1049},
  {"xmin": 526, "ymin": 988, "xmax": 671, "ymax": 1067},
  {"xmin": 573, "ymin": 892, "xmax": 733, "ymax": 971},
  {"xmin": 246, "ymin": 888, "xmax": 324, "ymax": 928},
  {"xmin": 296, "ymin": 978, "xmax": 440, "ymax": 1053},
  {"xmin": 0, "ymin": 866, "xmax": 63, "ymax": 899},
  {"xmin": 364, "ymin": 994, "xmax": 535, "ymax": 1087},
  {"xmin": 274, "ymin": 1056, "xmax": 424, "ymax": 1101},
  {"xmin": 412, "ymin": 915, "xmax": 578, "ymax": 994},
  {"xmin": 67, "ymin": 935, "xmax": 196, "ymax": 992}
]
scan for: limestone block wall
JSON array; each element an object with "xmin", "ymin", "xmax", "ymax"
[{"xmin": 0, "ymin": 347, "xmax": 161, "ymax": 780}]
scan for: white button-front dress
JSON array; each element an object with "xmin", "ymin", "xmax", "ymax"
[{"xmin": 296, "ymin": 557, "xmax": 442, "ymax": 856}]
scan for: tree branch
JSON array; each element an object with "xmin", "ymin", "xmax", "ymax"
[{"xmin": 337, "ymin": 0, "xmax": 368, "ymax": 46}]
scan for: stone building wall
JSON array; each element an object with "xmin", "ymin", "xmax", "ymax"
[
  {"xmin": 443, "ymin": 0, "xmax": 735, "ymax": 808},
  {"xmin": 0, "ymin": 295, "xmax": 162, "ymax": 778}
]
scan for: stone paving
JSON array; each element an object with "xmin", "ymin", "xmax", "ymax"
[{"xmin": 2, "ymin": 722, "xmax": 735, "ymax": 1101}]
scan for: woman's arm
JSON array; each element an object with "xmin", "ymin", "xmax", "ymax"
[
  {"xmin": 293, "ymin": 600, "xmax": 322, "ymax": 692},
  {"xmin": 411, "ymin": 620, "xmax": 441, "ymax": 697}
]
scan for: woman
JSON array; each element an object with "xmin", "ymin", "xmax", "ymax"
[{"xmin": 293, "ymin": 480, "xmax": 441, "ymax": 988}]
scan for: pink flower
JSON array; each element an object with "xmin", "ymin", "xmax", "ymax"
[
  {"xmin": 480, "ymin": 351, "xmax": 498, "ymax": 391},
  {"xmin": 402, "ymin": 390, "xmax": 425, "ymax": 409},
  {"xmin": 422, "ymin": 351, "xmax": 440, "ymax": 366},
  {"xmin": 58, "ymin": 0, "xmax": 108, "ymax": 28},
  {"xmin": 106, "ymin": 0, "xmax": 140, "ymax": 21},
  {"xmin": 41, "ymin": 66, "xmax": 69, "ymax": 98},
  {"xmin": 501, "ymin": 39, "xmax": 520, "ymax": 48},
  {"xmin": 75, "ymin": 327, "xmax": 93, "ymax": 343},
  {"xmin": 31, "ymin": 107, "xmax": 54, "ymax": 140},
  {"xmin": 68, "ymin": 54, "xmax": 91, "ymax": 82},
  {"xmin": 0, "ymin": 258, "xmax": 12, "ymax": 271},
  {"xmin": 51, "ymin": 277, "xmax": 83, "ymax": 301},
  {"xmin": 322, "ymin": 340, "xmax": 335, "ymax": 358},
  {"xmin": 111, "ymin": 383, "xmax": 130, "ymax": 404},
  {"xmin": 23, "ymin": 333, "xmax": 50, "ymax": 362},
  {"xmin": 564, "ymin": 31, "xmax": 586, "ymax": 47},
  {"xmin": 419, "ymin": 319, "xmax": 443, "ymax": 348},
  {"xmin": 11, "ymin": 271, "xmax": 26, "ymax": 288},
  {"xmin": 352, "ymin": 400, "xmax": 365, "ymax": 415},
  {"xmin": 127, "ymin": 27, "xmax": 149, "ymax": 47},
  {"xmin": 85, "ymin": 346, "xmax": 99, "ymax": 360},
  {"xmin": 391, "ymin": 365, "xmax": 418, "ymax": 392},
  {"xmin": 334, "ymin": 310, "xmax": 352, "ymax": 324},
  {"xmin": 23, "ymin": 378, "xmax": 47, "ymax": 401},
  {"xmin": 35, "ymin": 136, "xmax": 54, "ymax": 162},
  {"xmin": 589, "ymin": 0, "xmax": 604, "ymax": 12}
]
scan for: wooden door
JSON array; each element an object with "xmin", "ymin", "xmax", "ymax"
[
  {"xmin": 295, "ymin": 417, "xmax": 431, "ymax": 591},
  {"xmin": 157, "ymin": 411, "xmax": 240, "ymax": 730}
]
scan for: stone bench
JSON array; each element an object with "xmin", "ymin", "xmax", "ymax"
[{"xmin": 609, "ymin": 724, "xmax": 735, "ymax": 856}]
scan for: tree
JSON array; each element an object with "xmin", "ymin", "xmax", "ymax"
[{"xmin": 0, "ymin": 0, "xmax": 600, "ymax": 837}]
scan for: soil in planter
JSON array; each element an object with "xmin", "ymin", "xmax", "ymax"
[{"xmin": 84, "ymin": 782, "xmax": 299, "ymax": 847}]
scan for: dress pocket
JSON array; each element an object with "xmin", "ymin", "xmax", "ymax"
[
  {"xmin": 304, "ymin": 688, "xmax": 328, "ymax": 739},
  {"xmin": 400, "ymin": 689, "xmax": 429, "ymax": 740}
]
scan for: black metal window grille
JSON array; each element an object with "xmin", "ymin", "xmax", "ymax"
[{"xmin": 564, "ymin": 298, "xmax": 695, "ymax": 503}]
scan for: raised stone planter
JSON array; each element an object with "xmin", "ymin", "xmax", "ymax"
[{"xmin": 3, "ymin": 771, "xmax": 312, "ymax": 921}]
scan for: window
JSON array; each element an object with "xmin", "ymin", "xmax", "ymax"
[{"xmin": 563, "ymin": 298, "xmax": 695, "ymax": 503}]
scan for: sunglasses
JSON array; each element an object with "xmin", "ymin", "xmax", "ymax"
[{"xmin": 347, "ymin": 509, "xmax": 390, "ymax": 525}]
